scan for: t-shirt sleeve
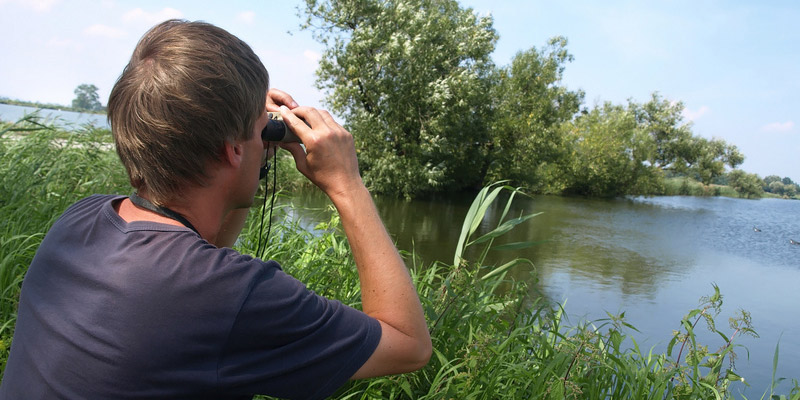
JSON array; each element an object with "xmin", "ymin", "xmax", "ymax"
[{"xmin": 217, "ymin": 264, "xmax": 381, "ymax": 400}]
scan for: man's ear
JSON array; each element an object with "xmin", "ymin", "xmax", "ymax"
[{"xmin": 222, "ymin": 140, "xmax": 244, "ymax": 169}]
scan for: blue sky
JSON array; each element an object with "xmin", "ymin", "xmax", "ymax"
[{"xmin": 1, "ymin": 0, "xmax": 797, "ymax": 181}]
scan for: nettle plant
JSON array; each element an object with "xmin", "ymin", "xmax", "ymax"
[{"xmin": 667, "ymin": 284, "xmax": 758, "ymax": 399}]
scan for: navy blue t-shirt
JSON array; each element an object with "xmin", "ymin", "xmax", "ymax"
[{"xmin": 0, "ymin": 195, "xmax": 381, "ymax": 399}]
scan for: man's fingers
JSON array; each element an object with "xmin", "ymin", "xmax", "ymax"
[
  {"xmin": 279, "ymin": 105, "xmax": 321, "ymax": 144},
  {"xmin": 267, "ymin": 88, "xmax": 299, "ymax": 111}
]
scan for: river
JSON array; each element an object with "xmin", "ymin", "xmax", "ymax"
[
  {"xmin": 284, "ymin": 186, "xmax": 800, "ymax": 396},
  {"xmin": 0, "ymin": 103, "xmax": 109, "ymax": 129}
]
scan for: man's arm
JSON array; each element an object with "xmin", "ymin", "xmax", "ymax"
[{"xmin": 278, "ymin": 105, "xmax": 432, "ymax": 378}]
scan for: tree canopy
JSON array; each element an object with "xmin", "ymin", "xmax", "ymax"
[
  {"xmin": 299, "ymin": 1, "xmax": 774, "ymax": 199},
  {"xmin": 71, "ymin": 84, "xmax": 103, "ymax": 111},
  {"xmin": 302, "ymin": 0, "xmax": 497, "ymax": 198}
]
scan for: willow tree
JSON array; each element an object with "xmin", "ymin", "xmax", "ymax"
[
  {"xmin": 485, "ymin": 37, "xmax": 584, "ymax": 193},
  {"xmin": 300, "ymin": 0, "xmax": 498, "ymax": 198},
  {"xmin": 562, "ymin": 102, "xmax": 658, "ymax": 197},
  {"xmin": 631, "ymin": 93, "xmax": 695, "ymax": 173}
]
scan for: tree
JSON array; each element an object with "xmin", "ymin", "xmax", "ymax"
[
  {"xmin": 562, "ymin": 102, "xmax": 658, "ymax": 197},
  {"xmin": 763, "ymin": 175, "xmax": 782, "ymax": 191},
  {"xmin": 485, "ymin": 37, "xmax": 584, "ymax": 192},
  {"xmin": 72, "ymin": 83, "xmax": 102, "ymax": 111},
  {"xmin": 769, "ymin": 181, "xmax": 786, "ymax": 196},
  {"xmin": 629, "ymin": 93, "xmax": 744, "ymax": 186},
  {"xmin": 727, "ymin": 169, "xmax": 763, "ymax": 199},
  {"xmin": 690, "ymin": 137, "xmax": 743, "ymax": 187},
  {"xmin": 301, "ymin": 0, "xmax": 498, "ymax": 198},
  {"xmin": 784, "ymin": 183, "xmax": 798, "ymax": 198},
  {"xmin": 631, "ymin": 93, "xmax": 695, "ymax": 173}
]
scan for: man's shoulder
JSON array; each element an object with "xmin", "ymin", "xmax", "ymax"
[{"xmin": 56, "ymin": 194, "xmax": 123, "ymax": 222}]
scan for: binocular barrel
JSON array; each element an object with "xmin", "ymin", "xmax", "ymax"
[{"xmin": 261, "ymin": 112, "xmax": 302, "ymax": 143}]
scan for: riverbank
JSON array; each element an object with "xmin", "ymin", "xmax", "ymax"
[{"xmin": 2, "ymin": 119, "xmax": 799, "ymax": 398}]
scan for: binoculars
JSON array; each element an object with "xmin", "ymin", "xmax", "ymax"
[{"xmin": 261, "ymin": 112, "xmax": 301, "ymax": 143}]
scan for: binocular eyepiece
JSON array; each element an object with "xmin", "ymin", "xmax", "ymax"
[{"xmin": 261, "ymin": 112, "xmax": 302, "ymax": 143}]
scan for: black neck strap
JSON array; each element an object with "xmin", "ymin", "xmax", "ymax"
[{"xmin": 129, "ymin": 193, "xmax": 200, "ymax": 235}]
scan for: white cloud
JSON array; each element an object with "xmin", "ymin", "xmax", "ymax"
[
  {"xmin": 0, "ymin": 0, "xmax": 59, "ymax": 12},
  {"xmin": 122, "ymin": 7, "xmax": 183, "ymax": 24},
  {"xmin": 83, "ymin": 24, "xmax": 126, "ymax": 39},
  {"xmin": 682, "ymin": 105, "xmax": 710, "ymax": 121},
  {"xmin": 238, "ymin": 11, "xmax": 256, "ymax": 24},
  {"xmin": 760, "ymin": 121, "xmax": 795, "ymax": 133}
]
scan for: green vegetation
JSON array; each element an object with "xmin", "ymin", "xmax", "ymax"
[
  {"xmin": 71, "ymin": 83, "xmax": 104, "ymax": 112},
  {"xmin": 762, "ymin": 176, "xmax": 799, "ymax": 199},
  {"xmin": 2, "ymin": 119, "xmax": 799, "ymax": 398},
  {"xmin": 300, "ymin": 0, "xmax": 792, "ymax": 200},
  {"xmin": 248, "ymin": 182, "xmax": 799, "ymax": 399}
]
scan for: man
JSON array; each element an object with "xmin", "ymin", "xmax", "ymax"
[{"xmin": 0, "ymin": 19, "xmax": 430, "ymax": 399}]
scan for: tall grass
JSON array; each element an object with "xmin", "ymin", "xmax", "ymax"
[
  {"xmin": 1, "ymin": 119, "xmax": 798, "ymax": 398},
  {"xmin": 0, "ymin": 116, "xmax": 128, "ymax": 372},
  {"xmin": 661, "ymin": 177, "xmax": 739, "ymax": 198}
]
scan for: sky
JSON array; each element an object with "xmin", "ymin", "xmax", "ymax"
[{"xmin": 1, "ymin": 0, "xmax": 797, "ymax": 181}]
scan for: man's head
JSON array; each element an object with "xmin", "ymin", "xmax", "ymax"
[{"xmin": 108, "ymin": 19, "xmax": 269, "ymax": 205}]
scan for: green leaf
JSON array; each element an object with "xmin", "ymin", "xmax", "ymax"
[
  {"xmin": 480, "ymin": 258, "xmax": 533, "ymax": 281},
  {"xmin": 492, "ymin": 240, "xmax": 549, "ymax": 251},
  {"xmin": 469, "ymin": 212, "xmax": 542, "ymax": 245}
]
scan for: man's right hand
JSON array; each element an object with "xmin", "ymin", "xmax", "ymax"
[
  {"xmin": 277, "ymin": 105, "xmax": 364, "ymax": 203},
  {"xmin": 277, "ymin": 102, "xmax": 432, "ymax": 379}
]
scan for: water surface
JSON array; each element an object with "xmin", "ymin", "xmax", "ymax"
[{"xmin": 0, "ymin": 103, "xmax": 109, "ymax": 129}]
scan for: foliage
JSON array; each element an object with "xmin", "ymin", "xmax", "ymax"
[
  {"xmin": 71, "ymin": 83, "xmax": 103, "ymax": 112},
  {"xmin": 690, "ymin": 136, "xmax": 744, "ymax": 187},
  {"xmin": 762, "ymin": 175, "xmax": 799, "ymax": 198},
  {"xmin": 484, "ymin": 37, "xmax": 584, "ymax": 192},
  {"xmin": 562, "ymin": 101, "xmax": 660, "ymax": 197},
  {"xmin": 666, "ymin": 284, "xmax": 758, "ymax": 399},
  {"xmin": 631, "ymin": 93, "xmax": 696, "ymax": 173},
  {"xmin": 727, "ymin": 170, "xmax": 764, "ymax": 199},
  {"xmin": 555, "ymin": 93, "xmax": 746, "ymax": 197},
  {"xmin": 297, "ymin": 3, "xmax": 770, "ymax": 200},
  {"xmin": 301, "ymin": 0, "xmax": 498, "ymax": 198}
]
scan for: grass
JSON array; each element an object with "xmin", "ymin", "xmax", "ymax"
[
  {"xmin": 661, "ymin": 177, "xmax": 740, "ymax": 198},
  {"xmin": 1, "ymin": 116, "xmax": 799, "ymax": 398}
]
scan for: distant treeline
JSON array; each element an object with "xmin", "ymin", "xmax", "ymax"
[{"xmin": 0, "ymin": 97, "xmax": 106, "ymax": 115}]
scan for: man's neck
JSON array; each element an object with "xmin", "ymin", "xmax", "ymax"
[{"xmin": 117, "ymin": 188, "xmax": 231, "ymax": 245}]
